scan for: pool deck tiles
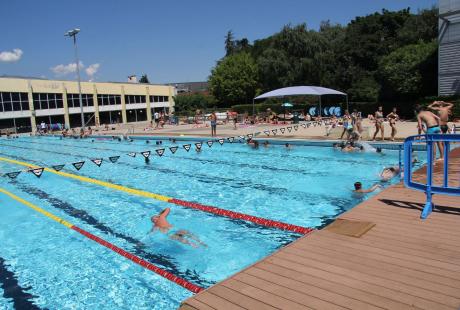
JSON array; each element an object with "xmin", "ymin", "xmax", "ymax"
[{"xmin": 180, "ymin": 147, "xmax": 460, "ymax": 309}]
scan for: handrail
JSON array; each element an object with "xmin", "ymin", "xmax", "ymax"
[{"xmin": 403, "ymin": 134, "xmax": 460, "ymax": 219}]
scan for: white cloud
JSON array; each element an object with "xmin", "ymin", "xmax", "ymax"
[
  {"xmin": 85, "ymin": 63, "xmax": 100, "ymax": 78},
  {"xmin": 50, "ymin": 61, "xmax": 83, "ymax": 76},
  {"xmin": 0, "ymin": 49, "xmax": 23, "ymax": 62}
]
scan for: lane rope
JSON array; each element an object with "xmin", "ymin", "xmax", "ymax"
[
  {"xmin": 0, "ymin": 156, "xmax": 314, "ymax": 234},
  {"xmin": 0, "ymin": 188, "xmax": 204, "ymax": 293}
]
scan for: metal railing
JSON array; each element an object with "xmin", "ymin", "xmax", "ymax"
[{"xmin": 403, "ymin": 134, "xmax": 460, "ymax": 219}]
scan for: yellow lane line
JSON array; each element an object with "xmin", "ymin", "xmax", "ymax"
[
  {"xmin": 0, "ymin": 187, "xmax": 73, "ymax": 228},
  {"xmin": 0, "ymin": 156, "xmax": 172, "ymax": 202}
]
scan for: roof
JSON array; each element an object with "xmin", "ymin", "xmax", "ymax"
[{"xmin": 255, "ymin": 86, "xmax": 347, "ymax": 100}]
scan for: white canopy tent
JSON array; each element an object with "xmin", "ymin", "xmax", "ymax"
[{"xmin": 253, "ymin": 86, "xmax": 348, "ymax": 116}]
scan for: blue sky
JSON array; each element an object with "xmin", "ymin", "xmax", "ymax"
[{"xmin": 0, "ymin": 0, "xmax": 437, "ymax": 84}]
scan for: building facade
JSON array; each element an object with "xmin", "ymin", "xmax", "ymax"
[
  {"xmin": 0, "ymin": 77, "xmax": 175, "ymax": 133},
  {"xmin": 439, "ymin": 0, "xmax": 460, "ymax": 96}
]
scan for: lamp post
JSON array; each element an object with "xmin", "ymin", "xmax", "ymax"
[{"xmin": 64, "ymin": 28, "xmax": 84, "ymax": 129}]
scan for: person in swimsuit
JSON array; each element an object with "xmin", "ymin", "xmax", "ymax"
[
  {"xmin": 415, "ymin": 104, "xmax": 444, "ymax": 160},
  {"xmin": 353, "ymin": 182, "xmax": 382, "ymax": 194},
  {"xmin": 340, "ymin": 110, "xmax": 352, "ymax": 140},
  {"xmin": 386, "ymin": 108, "xmax": 399, "ymax": 141},
  {"xmin": 151, "ymin": 208, "xmax": 206, "ymax": 248},
  {"xmin": 380, "ymin": 166, "xmax": 401, "ymax": 182},
  {"xmin": 209, "ymin": 112, "xmax": 217, "ymax": 137},
  {"xmin": 372, "ymin": 106, "xmax": 385, "ymax": 141},
  {"xmin": 428, "ymin": 101, "xmax": 453, "ymax": 134}
]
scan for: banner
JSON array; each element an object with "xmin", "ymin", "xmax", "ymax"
[
  {"xmin": 128, "ymin": 152, "xmax": 136, "ymax": 157},
  {"xmin": 280, "ymin": 128, "xmax": 285, "ymax": 134},
  {"xmin": 72, "ymin": 161, "xmax": 85, "ymax": 171},
  {"xmin": 183, "ymin": 144, "xmax": 191, "ymax": 152},
  {"xmin": 238, "ymin": 135, "xmax": 245, "ymax": 140},
  {"xmin": 29, "ymin": 167, "xmax": 44, "ymax": 178},
  {"xmin": 294, "ymin": 125, "xmax": 299, "ymax": 131},
  {"xmin": 6, "ymin": 171, "xmax": 21, "ymax": 179},
  {"xmin": 287, "ymin": 127, "xmax": 292, "ymax": 133},
  {"xmin": 169, "ymin": 146, "xmax": 179, "ymax": 154},
  {"xmin": 206, "ymin": 140, "xmax": 213, "ymax": 147},
  {"xmin": 108, "ymin": 156, "xmax": 120, "ymax": 163},
  {"xmin": 271, "ymin": 129, "xmax": 277, "ymax": 135},
  {"xmin": 301, "ymin": 124, "xmax": 307, "ymax": 128},
  {"xmin": 91, "ymin": 158, "xmax": 103, "ymax": 167},
  {"xmin": 218, "ymin": 138, "xmax": 225, "ymax": 145},
  {"xmin": 52, "ymin": 164, "xmax": 65, "ymax": 171},
  {"xmin": 247, "ymin": 134, "xmax": 253, "ymax": 139},
  {"xmin": 141, "ymin": 151, "xmax": 151, "ymax": 158},
  {"xmin": 264, "ymin": 130, "xmax": 270, "ymax": 136},
  {"xmin": 156, "ymin": 149, "xmax": 165, "ymax": 157},
  {"xmin": 227, "ymin": 137, "xmax": 234, "ymax": 143},
  {"xmin": 195, "ymin": 142, "xmax": 202, "ymax": 150}
]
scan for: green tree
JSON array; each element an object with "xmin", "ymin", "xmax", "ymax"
[
  {"xmin": 173, "ymin": 93, "xmax": 216, "ymax": 114},
  {"xmin": 209, "ymin": 52, "xmax": 258, "ymax": 106},
  {"xmin": 225, "ymin": 30, "xmax": 235, "ymax": 56},
  {"xmin": 139, "ymin": 74, "xmax": 150, "ymax": 83}
]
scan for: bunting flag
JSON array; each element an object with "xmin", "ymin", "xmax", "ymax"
[
  {"xmin": 127, "ymin": 152, "xmax": 137, "ymax": 158},
  {"xmin": 108, "ymin": 156, "xmax": 120, "ymax": 163},
  {"xmin": 183, "ymin": 144, "xmax": 191, "ymax": 152},
  {"xmin": 287, "ymin": 127, "xmax": 292, "ymax": 133},
  {"xmin": 29, "ymin": 167, "xmax": 45, "ymax": 178},
  {"xmin": 294, "ymin": 125, "xmax": 299, "ymax": 131},
  {"xmin": 280, "ymin": 128, "xmax": 285, "ymax": 134},
  {"xmin": 91, "ymin": 158, "xmax": 103, "ymax": 167},
  {"xmin": 227, "ymin": 137, "xmax": 235, "ymax": 143},
  {"xmin": 169, "ymin": 146, "xmax": 179, "ymax": 154},
  {"xmin": 307, "ymin": 123, "xmax": 311, "ymax": 128},
  {"xmin": 195, "ymin": 142, "xmax": 202, "ymax": 150},
  {"xmin": 301, "ymin": 124, "xmax": 307, "ymax": 128},
  {"xmin": 238, "ymin": 135, "xmax": 245, "ymax": 140},
  {"xmin": 141, "ymin": 151, "xmax": 151, "ymax": 158},
  {"xmin": 206, "ymin": 140, "xmax": 213, "ymax": 147},
  {"xmin": 254, "ymin": 132, "xmax": 261, "ymax": 136},
  {"xmin": 247, "ymin": 133, "xmax": 253, "ymax": 139},
  {"xmin": 264, "ymin": 130, "xmax": 270, "ymax": 136},
  {"xmin": 271, "ymin": 129, "xmax": 277, "ymax": 135},
  {"xmin": 156, "ymin": 149, "xmax": 165, "ymax": 157},
  {"xmin": 52, "ymin": 164, "xmax": 65, "ymax": 171},
  {"xmin": 218, "ymin": 138, "xmax": 225, "ymax": 145},
  {"xmin": 5, "ymin": 171, "xmax": 21, "ymax": 179},
  {"xmin": 72, "ymin": 161, "xmax": 85, "ymax": 171}
]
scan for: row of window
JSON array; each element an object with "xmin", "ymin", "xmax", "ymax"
[
  {"xmin": 0, "ymin": 92, "xmax": 29, "ymax": 112},
  {"xmin": 0, "ymin": 92, "xmax": 170, "ymax": 112}
]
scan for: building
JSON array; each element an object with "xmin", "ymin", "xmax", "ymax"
[
  {"xmin": 0, "ymin": 76, "xmax": 175, "ymax": 133},
  {"xmin": 167, "ymin": 81, "xmax": 208, "ymax": 94},
  {"xmin": 439, "ymin": 0, "xmax": 460, "ymax": 96}
]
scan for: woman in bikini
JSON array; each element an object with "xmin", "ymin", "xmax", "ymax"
[
  {"xmin": 386, "ymin": 107, "xmax": 399, "ymax": 141},
  {"xmin": 372, "ymin": 106, "xmax": 385, "ymax": 141}
]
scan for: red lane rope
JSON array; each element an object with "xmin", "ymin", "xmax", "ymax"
[
  {"xmin": 168, "ymin": 198, "xmax": 314, "ymax": 235},
  {"xmin": 71, "ymin": 225, "xmax": 204, "ymax": 293}
]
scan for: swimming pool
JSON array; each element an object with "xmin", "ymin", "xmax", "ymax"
[{"xmin": 0, "ymin": 136, "xmax": 415, "ymax": 309}]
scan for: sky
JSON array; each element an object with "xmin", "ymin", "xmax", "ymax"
[{"xmin": 0, "ymin": 0, "xmax": 437, "ymax": 84}]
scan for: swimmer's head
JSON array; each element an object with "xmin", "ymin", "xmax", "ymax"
[
  {"xmin": 285, "ymin": 143, "xmax": 290, "ymax": 147},
  {"xmin": 354, "ymin": 182, "xmax": 362, "ymax": 190},
  {"xmin": 151, "ymin": 215, "xmax": 159, "ymax": 224},
  {"xmin": 146, "ymin": 140, "xmax": 150, "ymax": 144},
  {"xmin": 376, "ymin": 147, "xmax": 382, "ymax": 153}
]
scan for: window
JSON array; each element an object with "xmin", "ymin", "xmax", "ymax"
[
  {"xmin": 31, "ymin": 93, "xmax": 63, "ymax": 110},
  {"xmin": 97, "ymin": 94, "xmax": 121, "ymax": 106},
  {"xmin": 125, "ymin": 95, "xmax": 146, "ymax": 104},
  {"xmin": 149, "ymin": 95, "xmax": 169, "ymax": 103},
  {"xmin": 0, "ymin": 92, "xmax": 30, "ymax": 112},
  {"xmin": 67, "ymin": 93, "xmax": 93, "ymax": 108}
]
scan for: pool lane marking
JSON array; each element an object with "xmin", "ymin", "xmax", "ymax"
[
  {"xmin": 0, "ymin": 188, "xmax": 204, "ymax": 293},
  {"xmin": 0, "ymin": 156, "xmax": 314, "ymax": 235}
]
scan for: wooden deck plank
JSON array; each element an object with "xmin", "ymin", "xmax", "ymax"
[{"xmin": 180, "ymin": 147, "xmax": 460, "ymax": 310}]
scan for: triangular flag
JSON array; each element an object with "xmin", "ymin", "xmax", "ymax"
[
  {"xmin": 52, "ymin": 164, "xmax": 65, "ymax": 171},
  {"xmin": 156, "ymin": 148, "xmax": 165, "ymax": 157},
  {"xmin": 195, "ymin": 142, "xmax": 202, "ymax": 150},
  {"xmin": 169, "ymin": 146, "xmax": 179, "ymax": 154},
  {"xmin": 271, "ymin": 129, "xmax": 277, "ymax": 135},
  {"xmin": 29, "ymin": 168, "xmax": 44, "ymax": 178},
  {"xmin": 287, "ymin": 127, "xmax": 292, "ymax": 132},
  {"xmin": 206, "ymin": 140, "xmax": 213, "ymax": 147},
  {"xmin": 127, "ymin": 152, "xmax": 136, "ymax": 157},
  {"xmin": 72, "ymin": 161, "xmax": 85, "ymax": 171},
  {"xmin": 183, "ymin": 144, "xmax": 191, "ymax": 152},
  {"xmin": 227, "ymin": 137, "xmax": 234, "ymax": 143},
  {"xmin": 6, "ymin": 171, "xmax": 21, "ymax": 179},
  {"xmin": 264, "ymin": 130, "xmax": 270, "ymax": 136},
  {"xmin": 280, "ymin": 128, "xmax": 285, "ymax": 134},
  {"xmin": 108, "ymin": 156, "xmax": 120, "ymax": 163},
  {"xmin": 218, "ymin": 138, "xmax": 225, "ymax": 145},
  {"xmin": 301, "ymin": 124, "xmax": 306, "ymax": 128},
  {"xmin": 238, "ymin": 135, "xmax": 245, "ymax": 140},
  {"xmin": 307, "ymin": 123, "xmax": 311, "ymax": 128},
  {"xmin": 247, "ymin": 133, "xmax": 253, "ymax": 139},
  {"xmin": 141, "ymin": 151, "xmax": 151, "ymax": 158},
  {"xmin": 254, "ymin": 132, "xmax": 261, "ymax": 136},
  {"xmin": 294, "ymin": 125, "xmax": 299, "ymax": 131},
  {"xmin": 91, "ymin": 158, "xmax": 103, "ymax": 167}
]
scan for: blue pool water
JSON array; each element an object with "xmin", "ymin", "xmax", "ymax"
[{"xmin": 0, "ymin": 136, "xmax": 420, "ymax": 309}]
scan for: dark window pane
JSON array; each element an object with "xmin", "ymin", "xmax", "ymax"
[
  {"xmin": 0, "ymin": 103, "xmax": 3, "ymax": 112},
  {"xmin": 88, "ymin": 97, "xmax": 94, "ymax": 106},
  {"xmin": 21, "ymin": 93, "xmax": 28, "ymax": 102},
  {"xmin": 13, "ymin": 102, "xmax": 22, "ymax": 111},
  {"xmin": 2, "ymin": 92, "xmax": 11, "ymax": 103},
  {"xmin": 56, "ymin": 94, "xmax": 62, "ymax": 100},
  {"xmin": 21, "ymin": 101, "xmax": 29, "ymax": 110},
  {"xmin": 33, "ymin": 93, "xmax": 39, "ymax": 100},
  {"xmin": 115, "ymin": 96, "xmax": 121, "ymax": 105},
  {"xmin": 34, "ymin": 100, "xmax": 40, "ymax": 110},
  {"xmin": 39, "ymin": 94, "xmax": 47, "ymax": 101},
  {"xmin": 40, "ymin": 101, "xmax": 48, "ymax": 110},
  {"xmin": 3, "ymin": 102, "xmax": 12, "ymax": 111},
  {"xmin": 56, "ymin": 99, "xmax": 63, "ymax": 109},
  {"xmin": 11, "ymin": 92, "xmax": 20, "ymax": 102}
]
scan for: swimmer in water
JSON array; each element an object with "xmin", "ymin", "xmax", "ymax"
[
  {"xmin": 380, "ymin": 166, "xmax": 400, "ymax": 182},
  {"xmin": 353, "ymin": 182, "xmax": 382, "ymax": 193},
  {"xmin": 151, "ymin": 208, "xmax": 206, "ymax": 248}
]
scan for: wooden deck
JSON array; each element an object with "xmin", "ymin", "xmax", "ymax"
[{"xmin": 180, "ymin": 148, "xmax": 460, "ymax": 310}]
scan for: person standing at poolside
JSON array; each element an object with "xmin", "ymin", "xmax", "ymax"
[
  {"xmin": 210, "ymin": 112, "xmax": 217, "ymax": 136},
  {"xmin": 387, "ymin": 107, "xmax": 399, "ymax": 141},
  {"xmin": 428, "ymin": 101, "xmax": 454, "ymax": 134},
  {"xmin": 372, "ymin": 106, "xmax": 385, "ymax": 141},
  {"xmin": 154, "ymin": 111, "xmax": 160, "ymax": 128},
  {"xmin": 415, "ymin": 104, "xmax": 444, "ymax": 160},
  {"xmin": 340, "ymin": 110, "xmax": 352, "ymax": 140}
]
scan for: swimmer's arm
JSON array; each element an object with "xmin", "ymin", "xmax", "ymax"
[{"xmin": 417, "ymin": 115, "xmax": 423, "ymax": 131}]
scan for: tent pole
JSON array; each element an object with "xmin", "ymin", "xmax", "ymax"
[
  {"xmin": 252, "ymin": 98, "xmax": 255, "ymax": 117},
  {"xmin": 319, "ymin": 96, "xmax": 322, "ymax": 117},
  {"xmin": 346, "ymin": 95, "xmax": 349, "ymax": 112}
]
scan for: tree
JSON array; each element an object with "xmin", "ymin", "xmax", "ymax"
[
  {"xmin": 225, "ymin": 30, "xmax": 235, "ymax": 56},
  {"xmin": 173, "ymin": 93, "xmax": 216, "ymax": 114},
  {"xmin": 139, "ymin": 74, "xmax": 150, "ymax": 83},
  {"xmin": 209, "ymin": 52, "xmax": 258, "ymax": 106}
]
